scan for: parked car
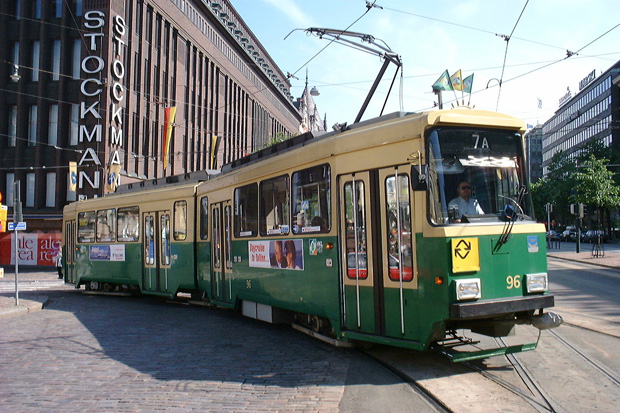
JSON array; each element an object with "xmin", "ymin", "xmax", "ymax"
[
  {"xmin": 546, "ymin": 230, "xmax": 561, "ymax": 241},
  {"xmin": 581, "ymin": 230, "xmax": 608, "ymax": 243},
  {"xmin": 561, "ymin": 229, "xmax": 577, "ymax": 241}
]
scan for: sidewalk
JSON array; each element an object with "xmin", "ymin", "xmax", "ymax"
[
  {"xmin": 546, "ymin": 239, "xmax": 620, "ymax": 269},
  {"xmin": 0, "ymin": 266, "xmax": 60, "ymax": 319}
]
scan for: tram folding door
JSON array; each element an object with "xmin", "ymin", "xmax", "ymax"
[
  {"xmin": 64, "ymin": 220, "xmax": 77, "ymax": 284},
  {"xmin": 339, "ymin": 167, "xmax": 418, "ymax": 339},
  {"xmin": 210, "ymin": 201, "xmax": 233, "ymax": 303},
  {"xmin": 142, "ymin": 210, "xmax": 171, "ymax": 293}
]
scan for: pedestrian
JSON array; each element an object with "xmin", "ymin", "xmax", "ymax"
[{"xmin": 55, "ymin": 250, "xmax": 63, "ymax": 279}]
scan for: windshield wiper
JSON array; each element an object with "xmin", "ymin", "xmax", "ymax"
[{"xmin": 495, "ymin": 186, "xmax": 528, "ymax": 249}]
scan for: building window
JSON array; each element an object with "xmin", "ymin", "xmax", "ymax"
[
  {"xmin": 12, "ymin": 42, "xmax": 19, "ymax": 65},
  {"xmin": 70, "ymin": 104, "xmax": 79, "ymax": 145},
  {"xmin": 8, "ymin": 106, "xmax": 17, "ymax": 147},
  {"xmin": 34, "ymin": 0, "xmax": 41, "ymax": 18},
  {"xmin": 72, "ymin": 39, "xmax": 81, "ymax": 79},
  {"xmin": 52, "ymin": 0, "xmax": 62, "ymax": 18},
  {"xmin": 28, "ymin": 106, "xmax": 38, "ymax": 146},
  {"xmin": 52, "ymin": 40, "xmax": 61, "ymax": 81},
  {"xmin": 26, "ymin": 173, "xmax": 35, "ymax": 207},
  {"xmin": 31, "ymin": 41, "xmax": 40, "ymax": 81},
  {"xmin": 46, "ymin": 173, "xmax": 56, "ymax": 207},
  {"xmin": 74, "ymin": 0, "xmax": 83, "ymax": 17},
  {"xmin": 48, "ymin": 105, "xmax": 59, "ymax": 146},
  {"xmin": 15, "ymin": 0, "xmax": 21, "ymax": 20},
  {"xmin": 5, "ymin": 173, "xmax": 15, "ymax": 206}
]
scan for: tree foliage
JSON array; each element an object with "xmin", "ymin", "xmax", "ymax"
[
  {"xmin": 572, "ymin": 155, "xmax": 620, "ymax": 210},
  {"xmin": 530, "ymin": 139, "xmax": 620, "ymax": 228}
]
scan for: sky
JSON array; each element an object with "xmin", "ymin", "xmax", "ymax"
[{"xmin": 230, "ymin": 0, "xmax": 620, "ymax": 128}]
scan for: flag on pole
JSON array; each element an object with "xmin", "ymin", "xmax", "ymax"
[
  {"xmin": 450, "ymin": 70, "xmax": 463, "ymax": 91},
  {"xmin": 462, "ymin": 74, "xmax": 474, "ymax": 93},
  {"xmin": 69, "ymin": 162, "xmax": 77, "ymax": 192},
  {"xmin": 432, "ymin": 70, "xmax": 453, "ymax": 91},
  {"xmin": 162, "ymin": 106, "xmax": 177, "ymax": 169},
  {"xmin": 537, "ymin": 98, "xmax": 542, "ymax": 109},
  {"xmin": 210, "ymin": 134, "xmax": 220, "ymax": 170},
  {"xmin": 106, "ymin": 164, "xmax": 121, "ymax": 193}
]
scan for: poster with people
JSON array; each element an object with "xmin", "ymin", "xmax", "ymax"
[{"xmin": 248, "ymin": 239, "xmax": 304, "ymax": 270}]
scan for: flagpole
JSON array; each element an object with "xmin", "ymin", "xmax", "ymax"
[{"xmin": 435, "ymin": 90, "xmax": 443, "ymax": 109}]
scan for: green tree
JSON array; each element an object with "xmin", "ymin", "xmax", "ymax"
[
  {"xmin": 258, "ymin": 132, "xmax": 291, "ymax": 150},
  {"xmin": 572, "ymin": 154, "xmax": 620, "ymax": 230},
  {"xmin": 530, "ymin": 139, "xmax": 620, "ymax": 226}
]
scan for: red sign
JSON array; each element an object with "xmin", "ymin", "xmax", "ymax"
[{"xmin": 0, "ymin": 232, "xmax": 61, "ymax": 266}]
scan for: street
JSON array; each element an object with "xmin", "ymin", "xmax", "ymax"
[{"xmin": 0, "ymin": 287, "xmax": 437, "ymax": 412}]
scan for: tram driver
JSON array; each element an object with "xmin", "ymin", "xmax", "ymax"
[{"xmin": 448, "ymin": 180, "xmax": 484, "ymax": 222}]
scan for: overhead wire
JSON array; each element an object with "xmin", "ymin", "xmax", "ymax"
[{"xmin": 495, "ymin": 0, "xmax": 530, "ymax": 111}]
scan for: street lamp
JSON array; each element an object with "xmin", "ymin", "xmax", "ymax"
[{"xmin": 10, "ymin": 64, "xmax": 21, "ymax": 82}]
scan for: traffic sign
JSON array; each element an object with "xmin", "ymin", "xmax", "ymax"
[{"xmin": 8, "ymin": 222, "xmax": 26, "ymax": 231}]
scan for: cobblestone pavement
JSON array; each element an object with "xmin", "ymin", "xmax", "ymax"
[{"xmin": 0, "ymin": 289, "xmax": 433, "ymax": 412}]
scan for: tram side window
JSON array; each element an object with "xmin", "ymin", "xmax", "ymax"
[
  {"xmin": 234, "ymin": 183, "xmax": 258, "ymax": 237},
  {"xmin": 77, "ymin": 211, "xmax": 96, "ymax": 243},
  {"xmin": 260, "ymin": 175, "xmax": 290, "ymax": 236},
  {"xmin": 385, "ymin": 174, "xmax": 413, "ymax": 282},
  {"xmin": 344, "ymin": 180, "xmax": 368, "ymax": 280},
  {"xmin": 174, "ymin": 200, "xmax": 187, "ymax": 241},
  {"xmin": 96, "ymin": 209, "xmax": 116, "ymax": 243},
  {"xmin": 292, "ymin": 164, "xmax": 331, "ymax": 234},
  {"xmin": 199, "ymin": 197, "xmax": 208, "ymax": 240},
  {"xmin": 117, "ymin": 206, "xmax": 139, "ymax": 242}
]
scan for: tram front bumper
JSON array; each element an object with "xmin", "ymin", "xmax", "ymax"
[{"xmin": 449, "ymin": 295, "xmax": 554, "ymax": 319}]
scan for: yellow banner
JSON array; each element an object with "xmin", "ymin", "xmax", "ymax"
[
  {"xmin": 163, "ymin": 107, "xmax": 177, "ymax": 169},
  {"xmin": 69, "ymin": 162, "xmax": 77, "ymax": 192},
  {"xmin": 106, "ymin": 164, "xmax": 121, "ymax": 193}
]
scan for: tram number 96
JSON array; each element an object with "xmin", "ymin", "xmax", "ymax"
[{"xmin": 506, "ymin": 275, "xmax": 521, "ymax": 289}]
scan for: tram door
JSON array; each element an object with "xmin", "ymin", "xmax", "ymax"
[
  {"xmin": 142, "ymin": 211, "xmax": 171, "ymax": 293},
  {"xmin": 64, "ymin": 220, "xmax": 77, "ymax": 284},
  {"xmin": 211, "ymin": 201, "xmax": 233, "ymax": 303},
  {"xmin": 340, "ymin": 167, "xmax": 417, "ymax": 338},
  {"xmin": 340, "ymin": 172, "xmax": 377, "ymax": 334}
]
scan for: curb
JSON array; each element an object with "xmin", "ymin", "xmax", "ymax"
[
  {"xmin": 547, "ymin": 254, "xmax": 619, "ymax": 270},
  {"xmin": 0, "ymin": 297, "xmax": 50, "ymax": 319}
]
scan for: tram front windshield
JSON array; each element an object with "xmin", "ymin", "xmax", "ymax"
[{"xmin": 426, "ymin": 127, "xmax": 534, "ymax": 225}]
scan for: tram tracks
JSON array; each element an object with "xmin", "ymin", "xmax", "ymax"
[
  {"xmin": 464, "ymin": 328, "xmax": 620, "ymax": 412},
  {"xmin": 364, "ymin": 323, "xmax": 620, "ymax": 412},
  {"xmin": 360, "ymin": 349, "xmax": 451, "ymax": 413}
]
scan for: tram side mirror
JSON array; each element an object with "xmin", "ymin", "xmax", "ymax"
[
  {"xmin": 501, "ymin": 204, "xmax": 517, "ymax": 221},
  {"xmin": 411, "ymin": 165, "xmax": 427, "ymax": 191},
  {"xmin": 439, "ymin": 156, "xmax": 464, "ymax": 174},
  {"xmin": 448, "ymin": 205, "xmax": 459, "ymax": 222}
]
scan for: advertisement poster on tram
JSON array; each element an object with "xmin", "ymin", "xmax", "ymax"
[
  {"xmin": 248, "ymin": 239, "xmax": 304, "ymax": 270},
  {"xmin": 0, "ymin": 232, "xmax": 61, "ymax": 266}
]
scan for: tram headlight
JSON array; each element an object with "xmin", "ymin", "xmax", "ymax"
[
  {"xmin": 526, "ymin": 273, "xmax": 548, "ymax": 293},
  {"xmin": 455, "ymin": 278, "xmax": 481, "ymax": 300}
]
